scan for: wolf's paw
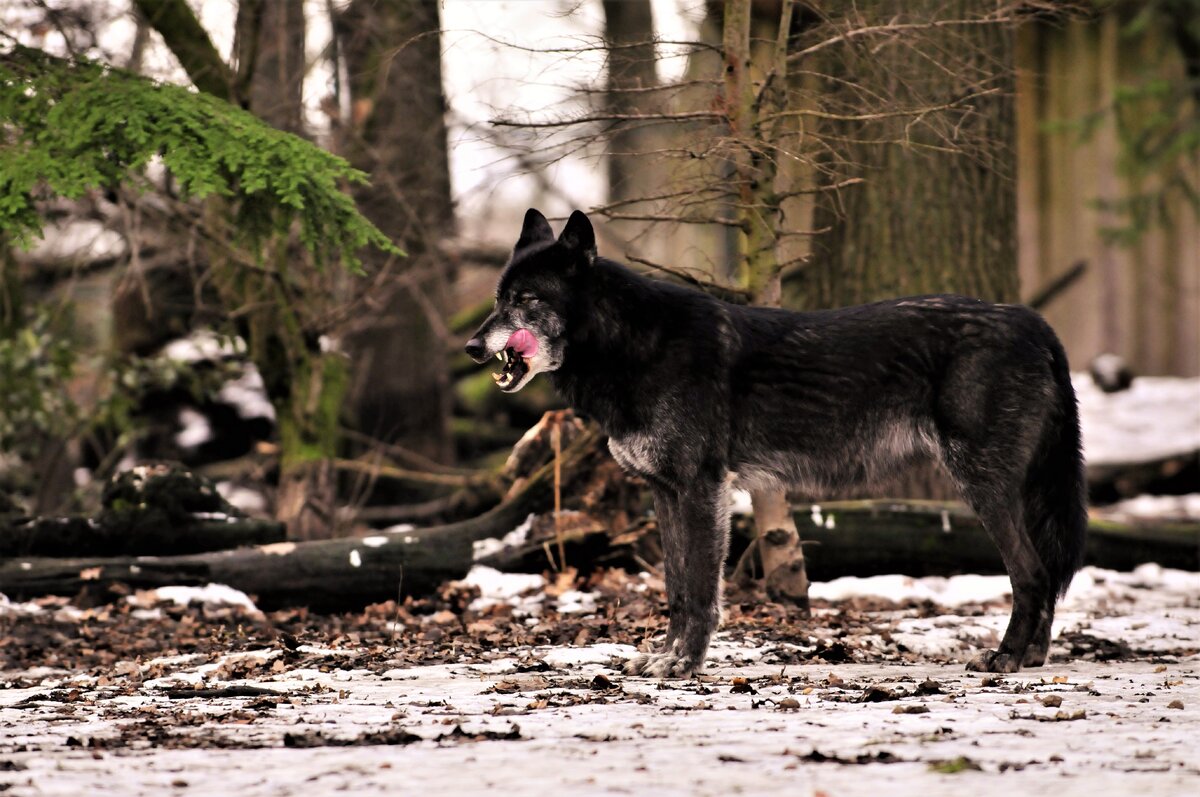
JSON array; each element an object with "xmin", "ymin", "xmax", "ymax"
[
  {"xmin": 965, "ymin": 649, "xmax": 1022, "ymax": 673},
  {"xmin": 624, "ymin": 651, "xmax": 702, "ymax": 679},
  {"xmin": 1021, "ymin": 645, "xmax": 1049, "ymax": 668}
]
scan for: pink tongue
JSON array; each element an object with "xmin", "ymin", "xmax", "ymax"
[{"xmin": 506, "ymin": 329, "xmax": 539, "ymax": 358}]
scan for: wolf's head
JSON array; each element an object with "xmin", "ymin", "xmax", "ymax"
[{"xmin": 464, "ymin": 208, "xmax": 594, "ymax": 392}]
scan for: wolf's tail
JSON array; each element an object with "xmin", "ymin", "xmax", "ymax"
[{"xmin": 1024, "ymin": 338, "xmax": 1088, "ymax": 599}]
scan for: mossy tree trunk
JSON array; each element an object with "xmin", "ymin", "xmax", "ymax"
[
  {"xmin": 0, "ymin": 241, "xmax": 19, "ymax": 338},
  {"xmin": 723, "ymin": 0, "xmax": 810, "ymax": 606},
  {"xmin": 239, "ymin": 1, "xmax": 346, "ymax": 538},
  {"xmin": 139, "ymin": 0, "xmax": 351, "ymax": 538}
]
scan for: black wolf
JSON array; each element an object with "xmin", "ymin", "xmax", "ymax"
[{"xmin": 466, "ymin": 209, "xmax": 1087, "ymax": 678}]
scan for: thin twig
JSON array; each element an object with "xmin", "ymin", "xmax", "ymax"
[
  {"xmin": 603, "ymin": 211, "xmax": 745, "ymax": 228},
  {"xmin": 552, "ymin": 419, "xmax": 565, "ymax": 573},
  {"xmin": 788, "ymin": 15, "xmax": 1022, "ymax": 63},
  {"xmin": 760, "ymin": 88, "xmax": 1000, "ymax": 124},
  {"xmin": 331, "ymin": 457, "xmax": 493, "ymax": 489},
  {"xmin": 625, "ymin": 255, "xmax": 751, "ymax": 301},
  {"xmin": 491, "ymin": 110, "xmax": 722, "ymax": 129}
]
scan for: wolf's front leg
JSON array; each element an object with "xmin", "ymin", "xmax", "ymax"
[{"xmin": 626, "ymin": 481, "xmax": 729, "ymax": 678}]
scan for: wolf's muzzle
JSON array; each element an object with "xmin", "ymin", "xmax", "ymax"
[{"xmin": 464, "ymin": 337, "xmax": 487, "ymax": 363}]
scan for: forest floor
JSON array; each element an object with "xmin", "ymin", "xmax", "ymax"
[{"xmin": 2, "ymin": 564, "xmax": 1198, "ymax": 796}]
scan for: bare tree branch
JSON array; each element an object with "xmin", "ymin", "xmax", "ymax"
[
  {"xmin": 788, "ymin": 14, "xmax": 1022, "ymax": 64},
  {"xmin": 132, "ymin": 0, "xmax": 234, "ymax": 101},
  {"xmin": 604, "ymin": 211, "xmax": 745, "ymax": 228},
  {"xmin": 624, "ymin": 254, "xmax": 750, "ymax": 301},
  {"xmin": 762, "ymin": 87, "xmax": 1000, "ymax": 123},
  {"xmin": 492, "ymin": 110, "xmax": 722, "ymax": 129}
]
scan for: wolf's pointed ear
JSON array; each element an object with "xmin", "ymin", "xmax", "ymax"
[
  {"xmin": 515, "ymin": 208, "xmax": 554, "ymax": 252},
  {"xmin": 558, "ymin": 210, "xmax": 596, "ymax": 265}
]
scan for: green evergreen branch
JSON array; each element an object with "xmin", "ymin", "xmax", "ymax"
[{"xmin": 0, "ymin": 44, "xmax": 401, "ymax": 271}]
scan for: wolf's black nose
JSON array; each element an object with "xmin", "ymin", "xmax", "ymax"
[{"xmin": 465, "ymin": 338, "xmax": 486, "ymax": 362}]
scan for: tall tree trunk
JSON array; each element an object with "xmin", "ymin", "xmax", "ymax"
[
  {"xmin": 801, "ymin": 0, "xmax": 1018, "ymax": 500},
  {"xmin": 233, "ymin": 1, "xmax": 346, "ymax": 539},
  {"xmin": 338, "ymin": 0, "xmax": 455, "ymax": 464},
  {"xmin": 601, "ymin": 0, "xmax": 658, "ymax": 203},
  {"xmin": 244, "ymin": 0, "xmax": 307, "ymax": 137},
  {"xmin": 803, "ymin": 2, "xmax": 1018, "ymax": 307}
]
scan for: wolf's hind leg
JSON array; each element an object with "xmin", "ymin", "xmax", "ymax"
[
  {"xmin": 962, "ymin": 496, "xmax": 1050, "ymax": 673},
  {"xmin": 943, "ymin": 445, "xmax": 1050, "ymax": 674},
  {"xmin": 1021, "ymin": 592, "xmax": 1057, "ymax": 667},
  {"xmin": 626, "ymin": 480, "xmax": 728, "ymax": 679}
]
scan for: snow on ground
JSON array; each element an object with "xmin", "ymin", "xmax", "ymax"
[
  {"xmin": 460, "ymin": 566, "xmax": 546, "ymax": 615},
  {"xmin": 1101, "ymin": 494, "xmax": 1200, "ymax": 522},
  {"xmin": 1074, "ymin": 373, "xmax": 1200, "ymax": 467},
  {"xmin": 3, "ymin": 565, "xmax": 1199, "ymax": 796},
  {"xmin": 126, "ymin": 584, "xmax": 262, "ymax": 616},
  {"xmin": 4, "ymin": 656, "xmax": 1198, "ymax": 797},
  {"xmin": 472, "ymin": 514, "xmax": 534, "ymax": 561}
]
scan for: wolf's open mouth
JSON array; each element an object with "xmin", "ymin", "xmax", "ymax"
[{"xmin": 492, "ymin": 347, "xmax": 529, "ymax": 391}]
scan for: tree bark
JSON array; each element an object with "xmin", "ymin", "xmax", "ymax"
[
  {"xmin": 0, "ymin": 240, "xmax": 19, "ymax": 338},
  {"xmin": 243, "ymin": 0, "xmax": 306, "ymax": 136},
  {"xmin": 228, "ymin": 0, "xmax": 352, "ymax": 539},
  {"xmin": 338, "ymin": 0, "xmax": 455, "ymax": 464},
  {"xmin": 132, "ymin": 0, "xmax": 236, "ymax": 102},
  {"xmin": 797, "ymin": 0, "xmax": 1018, "ymax": 501},
  {"xmin": 601, "ymin": 0, "xmax": 658, "ymax": 202},
  {"xmin": 801, "ymin": 1, "xmax": 1018, "ymax": 308},
  {"xmin": 742, "ymin": 500, "xmax": 1200, "ymax": 581}
]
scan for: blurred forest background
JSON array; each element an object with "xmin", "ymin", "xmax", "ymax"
[{"xmin": 0, "ymin": 0, "xmax": 1196, "ymax": 607}]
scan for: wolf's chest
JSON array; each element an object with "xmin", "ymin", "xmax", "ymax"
[{"xmin": 608, "ymin": 434, "xmax": 660, "ymax": 476}]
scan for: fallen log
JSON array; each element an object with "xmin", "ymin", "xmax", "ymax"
[
  {"xmin": 0, "ymin": 516, "xmax": 285, "ymax": 558},
  {"xmin": 0, "ymin": 426, "xmax": 602, "ymax": 612},
  {"xmin": 763, "ymin": 500, "xmax": 1200, "ymax": 579},
  {"xmin": 6, "ymin": 486, "xmax": 1192, "ymax": 611},
  {"xmin": 480, "ymin": 499, "xmax": 1200, "ymax": 582},
  {"xmin": 1, "ymin": 464, "xmax": 285, "ymax": 557}
]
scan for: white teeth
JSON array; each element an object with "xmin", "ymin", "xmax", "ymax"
[{"xmin": 496, "ymin": 352, "xmax": 503, "ymax": 361}]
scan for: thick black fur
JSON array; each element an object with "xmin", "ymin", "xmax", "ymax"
[{"xmin": 467, "ymin": 209, "xmax": 1088, "ymax": 678}]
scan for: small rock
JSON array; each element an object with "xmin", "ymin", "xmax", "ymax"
[
  {"xmin": 730, "ymin": 677, "xmax": 756, "ymax": 695},
  {"xmin": 590, "ymin": 674, "xmax": 614, "ymax": 690},
  {"xmin": 861, "ymin": 685, "xmax": 898, "ymax": 702}
]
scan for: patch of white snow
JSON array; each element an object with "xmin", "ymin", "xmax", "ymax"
[
  {"xmin": 458, "ymin": 565, "xmax": 545, "ymax": 615},
  {"xmin": 472, "ymin": 514, "xmax": 534, "ymax": 560}
]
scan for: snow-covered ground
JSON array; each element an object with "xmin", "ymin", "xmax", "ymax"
[
  {"xmin": 4, "ymin": 656, "xmax": 1196, "ymax": 797},
  {"xmin": 3, "ymin": 565, "xmax": 1198, "ymax": 796},
  {"xmin": 1073, "ymin": 373, "xmax": 1200, "ymax": 468}
]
